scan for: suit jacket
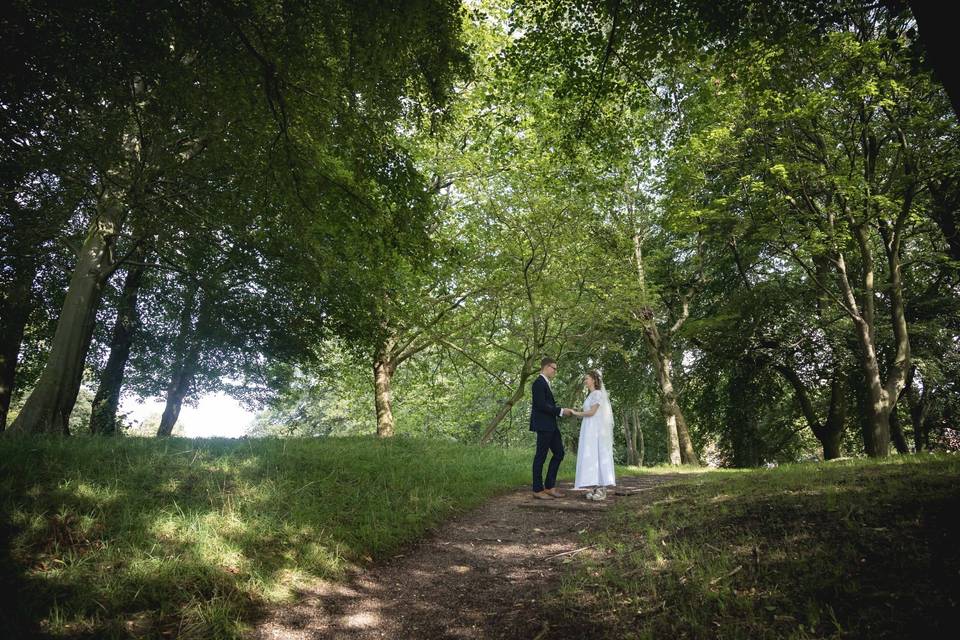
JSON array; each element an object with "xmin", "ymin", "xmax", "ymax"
[{"xmin": 529, "ymin": 374, "xmax": 562, "ymax": 432}]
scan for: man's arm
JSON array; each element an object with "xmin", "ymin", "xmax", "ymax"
[{"xmin": 532, "ymin": 378, "xmax": 564, "ymax": 417}]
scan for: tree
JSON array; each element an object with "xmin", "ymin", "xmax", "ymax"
[{"xmin": 4, "ymin": 0, "xmax": 469, "ymax": 435}]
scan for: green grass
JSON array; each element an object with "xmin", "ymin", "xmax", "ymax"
[
  {"xmin": 547, "ymin": 455, "xmax": 960, "ymax": 639},
  {"xmin": 0, "ymin": 435, "xmax": 590, "ymax": 639}
]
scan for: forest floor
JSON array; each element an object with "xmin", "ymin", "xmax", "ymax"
[{"xmin": 250, "ymin": 474, "xmax": 684, "ymax": 640}]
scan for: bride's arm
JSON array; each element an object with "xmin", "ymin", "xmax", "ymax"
[{"xmin": 572, "ymin": 403, "xmax": 601, "ymax": 418}]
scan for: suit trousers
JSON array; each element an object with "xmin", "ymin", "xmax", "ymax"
[{"xmin": 532, "ymin": 428, "xmax": 565, "ymax": 492}]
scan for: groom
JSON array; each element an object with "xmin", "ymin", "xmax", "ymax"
[{"xmin": 530, "ymin": 357, "xmax": 571, "ymax": 500}]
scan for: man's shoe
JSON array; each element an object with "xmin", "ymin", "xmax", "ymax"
[
  {"xmin": 546, "ymin": 488, "xmax": 564, "ymax": 498},
  {"xmin": 533, "ymin": 490, "xmax": 555, "ymax": 500}
]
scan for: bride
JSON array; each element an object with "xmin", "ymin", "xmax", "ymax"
[{"xmin": 572, "ymin": 369, "xmax": 616, "ymax": 501}]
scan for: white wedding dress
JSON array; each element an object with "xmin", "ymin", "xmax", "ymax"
[{"xmin": 574, "ymin": 389, "xmax": 616, "ymax": 488}]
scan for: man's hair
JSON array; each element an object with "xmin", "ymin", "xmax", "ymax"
[{"xmin": 540, "ymin": 357, "xmax": 557, "ymax": 369}]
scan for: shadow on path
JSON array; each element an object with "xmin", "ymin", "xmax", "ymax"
[{"xmin": 249, "ymin": 474, "xmax": 684, "ymax": 639}]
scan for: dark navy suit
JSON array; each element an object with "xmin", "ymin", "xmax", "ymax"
[{"xmin": 530, "ymin": 374, "xmax": 565, "ymax": 492}]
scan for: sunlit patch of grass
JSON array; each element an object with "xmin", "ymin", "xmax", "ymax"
[
  {"xmin": 549, "ymin": 454, "xmax": 960, "ymax": 639},
  {"xmin": 0, "ymin": 434, "xmax": 610, "ymax": 638}
]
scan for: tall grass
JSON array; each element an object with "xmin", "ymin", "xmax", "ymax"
[{"xmin": 0, "ymin": 435, "xmax": 565, "ymax": 638}]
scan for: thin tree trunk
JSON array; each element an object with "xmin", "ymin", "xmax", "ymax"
[
  {"xmin": 157, "ymin": 362, "xmax": 197, "ymax": 437},
  {"xmin": 480, "ymin": 356, "xmax": 535, "ymax": 443},
  {"xmin": 0, "ymin": 254, "xmax": 38, "ymax": 432},
  {"xmin": 635, "ymin": 408, "xmax": 645, "ymax": 466},
  {"xmin": 621, "ymin": 412, "xmax": 630, "ymax": 464},
  {"xmin": 889, "ymin": 404, "xmax": 909, "ymax": 454},
  {"xmin": 8, "ymin": 194, "xmax": 125, "ymax": 434},
  {"xmin": 621, "ymin": 410, "xmax": 637, "ymax": 465},
  {"xmin": 157, "ymin": 288, "xmax": 200, "ymax": 437},
  {"xmin": 90, "ymin": 248, "xmax": 148, "ymax": 435},
  {"xmin": 373, "ymin": 337, "xmax": 397, "ymax": 438},
  {"xmin": 906, "ymin": 369, "xmax": 930, "ymax": 452}
]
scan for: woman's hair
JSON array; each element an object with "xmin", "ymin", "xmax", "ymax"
[{"xmin": 586, "ymin": 369, "xmax": 603, "ymax": 390}]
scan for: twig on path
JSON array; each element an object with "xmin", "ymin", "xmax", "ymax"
[
  {"xmin": 545, "ymin": 544, "xmax": 597, "ymax": 560},
  {"xmin": 709, "ymin": 564, "xmax": 743, "ymax": 586}
]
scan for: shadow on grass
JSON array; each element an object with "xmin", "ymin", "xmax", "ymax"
[
  {"xmin": 0, "ymin": 435, "xmax": 537, "ymax": 639},
  {"xmin": 542, "ymin": 457, "xmax": 960, "ymax": 640}
]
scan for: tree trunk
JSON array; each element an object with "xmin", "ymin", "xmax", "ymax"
[
  {"xmin": 157, "ymin": 362, "xmax": 197, "ymax": 437},
  {"xmin": 373, "ymin": 337, "xmax": 397, "ymax": 438},
  {"xmin": 857, "ymin": 336, "xmax": 891, "ymax": 458},
  {"xmin": 846, "ymin": 213, "xmax": 911, "ymax": 457},
  {"xmin": 641, "ymin": 326, "xmax": 679, "ymax": 464},
  {"xmin": 481, "ymin": 382, "xmax": 526, "ymax": 443},
  {"xmin": 156, "ymin": 288, "xmax": 201, "ymax": 437},
  {"xmin": 621, "ymin": 412, "xmax": 631, "ymax": 464},
  {"xmin": 820, "ymin": 427, "xmax": 844, "ymax": 460},
  {"xmin": 889, "ymin": 404, "xmax": 909, "ymax": 454},
  {"xmin": 8, "ymin": 196, "xmax": 124, "ymax": 434},
  {"xmin": 621, "ymin": 410, "xmax": 638, "ymax": 465},
  {"xmin": 728, "ymin": 361, "xmax": 762, "ymax": 468},
  {"xmin": 0, "ymin": 254, "xmax": 39, "ymax": 432},
  {"xmin": 635, "ymin": 408, "xmax": 645, "ymax": 466},
  {"xmin": 778, "ymin": 364, "xmax": 846, "ymax": 460},
  {"xmin": 834, "ymin": 224, "xmax": 902, "ymax": 458},
  {"xmin": 90, "ymin": 248, "xmax": 148, "ymax": 435},
  {"xmin": 928, "ymin": 179, "xmax": 960, "ymax": 262},
  {"xmin": 811, "ymin": 395, "xmax": 846, "ymax": 460},
  {"xmin": 662, "ymin": 410, "xmax": 682, "ymax": 465},
  {"xmin": 906, "ymin": 370, "xmax": 930, "ymax": 451},
  {"xmin": 820, "ymin": 372, "xmax": 847, "ymax": 460},
  {"xmin": 906, "ymin": 0, "xmax": 960, "ymax": 121},
  {"xmin": 675, "ymin": 407, "xmax": 698, "ymax": 465},
  {"xmin": 480, "ymin": 356, "xmax": 535, "ymax": 443},
  {"xmin": 645, "ymin": 332, "xmax": 696, "ymax": 465},
  {"xmin": 634, "ymin": 231, "xmax": 699, "ymax": 466}
]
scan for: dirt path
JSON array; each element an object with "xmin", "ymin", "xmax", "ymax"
[{"xmin": 250, "ymin": 474, "xmax": 682, "ymax": 639}]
